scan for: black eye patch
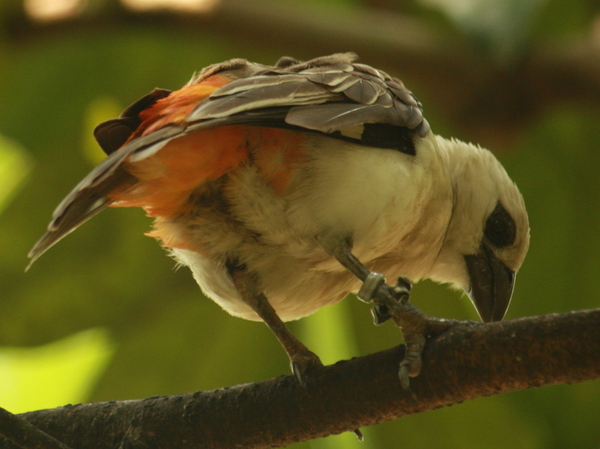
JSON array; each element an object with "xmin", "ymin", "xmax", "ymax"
[{"xmin": 484, "ymin": 201, "xmax": 517, "ymax": 248}]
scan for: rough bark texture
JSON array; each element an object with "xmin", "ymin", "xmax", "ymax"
[{"xmin": 2, "ymin": 309, "xmax": 599, "ymax": 449}]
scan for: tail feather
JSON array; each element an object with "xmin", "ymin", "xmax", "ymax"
[
  {"xmin": 27, "ymin": 165, "xmax": 137, "ymax": 269},
  {"xmin": 27, "ymin": 124, "xmax": 187, "ymax": 268}
]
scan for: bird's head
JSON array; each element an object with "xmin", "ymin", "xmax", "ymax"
[{"xmin": 430, "ymin": 136, "xmax": 530, "ymax": 322}]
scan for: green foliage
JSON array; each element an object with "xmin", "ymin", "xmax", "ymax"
[
  {"xmin": 0, "ymin": 134, "xmax": 31, "ymax": 216},
  {"xmin": 0, "ymin": 1, "xmax": 599, "ymax": 448},
  {"xmin": 420, "ymin": 0, "xmax": 546, "ymax": 62},
  {"xmin": 0, "ymin": 328, "xmax": 113, "ymax": 414}
]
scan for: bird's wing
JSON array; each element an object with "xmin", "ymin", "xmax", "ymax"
[
  {"xmin": 188, "ymin": 52, "xmax": 429, "ymax": 140},
  {"xmin": 28, "ymin": 53, "xmax": 429, "ymax": 265}
]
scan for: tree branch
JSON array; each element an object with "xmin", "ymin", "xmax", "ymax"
[
  {"xmin": 4, "ymin": 309, "xmax": 599, "ymax": 449},
  {"xmin": 0, "ymin": 407, "xmax": 73, "ymax": 449}
]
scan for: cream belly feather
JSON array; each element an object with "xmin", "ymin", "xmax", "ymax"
[{"xmin": 171, "ymin": 133, "xmax": 452, "ymax": 321}]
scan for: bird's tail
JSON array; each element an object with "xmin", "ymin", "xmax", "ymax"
[{"xmin": 27, "ymin": 157, "xmax": 137, "ymax": 269}]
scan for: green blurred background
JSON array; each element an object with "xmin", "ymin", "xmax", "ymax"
[{"xmin": 1, "ymin": 0, "xmax": 599, "ymax": 448}]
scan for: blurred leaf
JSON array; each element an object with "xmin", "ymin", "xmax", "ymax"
[
  {"xmin": 0, "ymin": 328, "xmax": 114, "ymax": 413},
  {"xmin": 534, "ymin": 0, "xmax": 594, "ymax": 39},
  {"xmin": 375, "ymin": 392, "xmax": 549, "ymax": 449},
  {"xmin": 299, "ymin": 296, "xmax": 359, "ymax": 365},
  {"xmin": 418, "ymin": 0, "xmax": 547, "ymax": 62},
  {"xmin": 0, "ymin": 134, "xmax": 32, "ymax": 216},
  {"xmin": 82, "ymin": 96, "xmax": 124, "ymax": 164},
  {"xmin": 504, "ymin": 105, "xmax": 600, "ymax": 316}
]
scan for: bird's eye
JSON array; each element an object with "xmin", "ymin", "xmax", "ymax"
[{"xmin": 484, "ymin": 201, "xmax": 517, "ymax": 248}]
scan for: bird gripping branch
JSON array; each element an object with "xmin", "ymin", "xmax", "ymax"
[{"xmin": 28, "ymin": 53, "xmax": 530, "ymax": 385}]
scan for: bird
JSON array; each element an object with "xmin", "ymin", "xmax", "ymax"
[{"xmin": 28, "ymin": 53, "xmax": 530, "ymax": 382}]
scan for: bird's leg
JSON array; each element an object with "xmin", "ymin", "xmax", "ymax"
[
  {"xmin": 228, "ymin": 262, "xmax": 323, "ymax": 383},
  {"xmin": 319, "ymin": 238, "xmax": 428, "ymax": 389}
]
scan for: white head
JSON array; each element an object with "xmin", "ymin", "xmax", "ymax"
[{"xmin": 430, "ymin": 136, "xmax": 530, "ymax": 322}]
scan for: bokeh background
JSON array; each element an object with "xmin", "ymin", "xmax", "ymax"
[{"xmin": 1, "ymin": 0, "xmax": 599, "ymax": 448}]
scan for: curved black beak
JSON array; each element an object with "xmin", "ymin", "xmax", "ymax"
[{"xmin": 464, "ymin": 243, "xmax": 515, "ymax": 322}]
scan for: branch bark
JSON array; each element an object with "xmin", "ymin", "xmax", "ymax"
[{"xmin": 3, "ymin": 309, "xmax": 599, "ymax": 449}]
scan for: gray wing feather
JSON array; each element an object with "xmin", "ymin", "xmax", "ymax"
[
  {"xmin": 29, "ymin": 53, "xmax": 430, "ymax": 266},
  {"xmin": 190, "ymin": 79, "xmax": 335, "ymax": 120},
  {"xmin": 188, "ymin": 53, "xmax": 430, "ymax": 137},
  {"xmin": 304, "ymin": 72, "xmax": 355, "ymax": 87},
  {"xmin": 342, "ymin": 79, "xmax": 380, "ymax": 105},
  {"xmin": 286, "ymin": 104, "xmax": 398, "ymax": 133},
  {"xmin": 207, "ymin": 74, "xmax": 308, "ymax": 97}
]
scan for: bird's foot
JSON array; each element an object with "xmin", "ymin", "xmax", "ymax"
[
  {"xmin": 359, "ymin": 273, "xmax": 427, "ymax": 389},
  {"xmin": 290, "ymin": 347, "xmax": 324, "ymax": 385},
  {"xmin": 366, "ymin": 275, "xmax": 412, "ymax": 325},
  {"xmin": 398, "ymin": 326, "xmax": 426, "ymax": 390}
]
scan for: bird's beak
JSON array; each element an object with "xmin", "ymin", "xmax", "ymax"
[{"xmin": 464, "ymin": 243, "xmax": 515, "ymax": 322}]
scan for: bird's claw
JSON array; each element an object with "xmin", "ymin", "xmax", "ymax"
[
  {"xmin": 393, "ymin": 276, "xmax": 412, "ymax": 300},
  {"xmin": 368, "ymin": 276, "xmax": 412, "ymax": 324},
  {"xmin": 392, "ymin": 301, "xmax": 427, "ymax": 390},
  {"xmin": 359, "ymin": 273, "xmax": 427, "ymax": 389},
  {"xmin": 371, "ymin": 303, "xmax": 391, "ymax": 325},
  {"xmin": 399, "ymin": 331, "xmax": 425, "ymax": 389},
  {"xmin": 290, "ymin": 349, "xmax": 323, "ymax": 385},
  {"xmin": 398, "ymin": 364, "xmax": 412, "ymax": 391}
]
